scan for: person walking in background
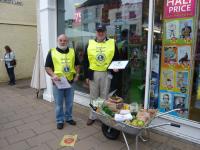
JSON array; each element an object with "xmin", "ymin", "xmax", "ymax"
[
  {"xmin": 45, "ymin": 34, "xmax": 80, "ymax": 129},
  {"xmin": 2, "ymin": 45, "xmax": 16, "ymax": 85},
  {"xmin": 84, "ymin": 24, "xmax": 120, "ymax": 125}
]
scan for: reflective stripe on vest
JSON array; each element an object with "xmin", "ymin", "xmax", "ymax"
[
  {"xmin": 51, "ymin": 48, "xmax": 76, "ymax": 81},
  {"xmin": 88, "ymin": 39, "xmax": 115, "ymax": 71}
]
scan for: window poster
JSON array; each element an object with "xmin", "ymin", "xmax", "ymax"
[
  {"xmin": 160, "ymin": 69, "xmax": 174, "ymax": 90},
  {"xmin": 164, "ymin": 18, "xmax": 193, "ymax": 44},
  {"xmin": 164, "ymin": 0, "xmax": 196, "ymax": 19},
  {"xmin": 150, "ymin": 53, "xmax": 160, "ymax": 109},
  {"xmin": 159, "ymin": 0, "xmax": 196, "ymax": 118},
  {"xmin": 161, "ymin": 45, "xmax": 191, "ymax": 68},
  {"xmin": 163, "ymin": 45, "xmax": 178, "ymax": 65},
  {"xmin": 175, "ymin": 71, "xmax": 189, "ymax": 93},
  {"xmin": 177, "ymin": 45, "xmax": 191, "ymax": 66},
  {"xmin": 159, "ymin": 91, "xmax": 189, "ymax": 118}
]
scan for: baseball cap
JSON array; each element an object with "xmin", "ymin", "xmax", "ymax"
[{"xmin": 96, "ymin": 24, "xmax": 106, "ymax": 32}]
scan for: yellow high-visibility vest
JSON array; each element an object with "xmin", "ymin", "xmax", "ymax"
[
  {"xmin": 51, "ymin": 48, "xmax": 76, "ymax": 81},
  {"xmin": 88, "ymin": 39, "xmax": 115, "ymax": 71}
]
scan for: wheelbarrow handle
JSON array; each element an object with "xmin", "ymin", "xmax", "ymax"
[
  {"xmin": 90, "ymin": 103, "xmax": 97, "ymax": 111},
  {"xmin": 170, "ymin": 123, "xmax": 181, "ymax": 128},
  {"xmin": 155, "ymin": 108, "xmax": 188, "ymax": 118}
]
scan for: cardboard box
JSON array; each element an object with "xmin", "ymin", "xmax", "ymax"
[{"xmin": 104, "ymin": 100, "xmax": 123, "ymax": 112}]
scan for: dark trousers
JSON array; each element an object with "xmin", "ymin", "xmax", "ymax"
[{"xmin": 5, "ymin": 64, "xmax": 16, "ymax": 84}]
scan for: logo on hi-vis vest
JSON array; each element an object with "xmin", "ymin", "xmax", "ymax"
[{"xmin": 96, "ymin": 53, "xmax": 106, "ymax": 63}]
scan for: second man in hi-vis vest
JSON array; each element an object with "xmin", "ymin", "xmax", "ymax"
[
  {"xmin": 84, "ymin": 24, "xmax": 120, "ymax": 125},
  {"xmin": 45, "ymin": 34, "xmax": 80, "ymax": 130}
]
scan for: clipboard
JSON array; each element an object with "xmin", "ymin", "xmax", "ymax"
[{"xmin": 108, "ymin": 60, "xmax": 129, "ymax": 69}]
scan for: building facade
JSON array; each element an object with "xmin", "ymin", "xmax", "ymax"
[
  {"xmin": 39, "ymin": 0, "xmax": 200, "ymax": 144},
  {"xmin": 0, "ymin": 0, "xmax": 37, "ymax": 82}
]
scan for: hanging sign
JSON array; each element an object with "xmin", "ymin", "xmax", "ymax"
[
  {"xmin": 164, "ymin": 0, "xmax": 195, "ymax": 19},
  {"xmin": 0, "ymin": 0, "xmax": 23, "ymax": 6}
]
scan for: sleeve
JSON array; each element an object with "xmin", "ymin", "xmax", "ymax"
[
  {"xmin": 45, "ymin": 51, "xmax": 54, "ymax": 69},
  {"xmin": 112, "ymin": 43, "xmax": 120, "ymax": 61},
  {"xmin": 75, "ymin": 54, "xmax": 80, "ymax": 66},
  {"xmin": 83, "ymin": 44, "xmax": 90, "ymax": 79},
  {"xmin": 4, "ymin": 52, "xmax": 14, "ymax": 61}
]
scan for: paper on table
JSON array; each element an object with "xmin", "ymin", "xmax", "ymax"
[
  {"xmin": 54, "ymin": 76, "xmax": 71, "ymax": 89},
  {"xmin": 108, "ymin": 60, "xmax": 129, "ymax": 69}
]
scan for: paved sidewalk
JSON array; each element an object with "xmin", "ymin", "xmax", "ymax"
[{"xmin": 0, "ymin": 79, "xmax": 199, "ymax": 150}]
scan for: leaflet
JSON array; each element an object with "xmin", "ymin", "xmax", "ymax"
[
  {"xmin": 54, "ymin": 76, "xmax": 71, "ymax": 89},
  {"xmin": 108, "ymin": 60, "xmax": 129, "ymax": 69}
]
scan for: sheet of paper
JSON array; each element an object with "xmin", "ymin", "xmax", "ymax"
[
  {"xmin": 108, "ymin": 60, "xmax": 129, "ymax": 69},
  {"xmin": 54, "ymin": 76, "xmax": 71, "ymax": 89},
  {"xmin": 60, "ymin": 134, "xmax": 77, "ymax": 147}
]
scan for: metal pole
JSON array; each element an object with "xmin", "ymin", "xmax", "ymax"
[{"xmin": 144, "ymin": 0, "xmax": 155, "ymax": 109}]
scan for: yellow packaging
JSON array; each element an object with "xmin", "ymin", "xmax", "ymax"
[{"xmin": 123, "ymin": 104, "xmax": 130, "ymax": 110}]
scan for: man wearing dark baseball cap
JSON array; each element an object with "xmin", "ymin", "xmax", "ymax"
[
  {"xmin": 96, "ymin": 24, "xmax": 106, "ymax": 32},
  {"xmin": 84, "ymin": 23, "xmax": 120, "ymax": 125}
]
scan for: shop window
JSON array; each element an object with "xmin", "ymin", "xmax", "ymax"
[
  {"xmin": 150, "ymin": 0, "xmax": 200, "ymax": 122},
  {"xmin": 62, "ymin": 0, "xmax": 149, "ymax": 105}
]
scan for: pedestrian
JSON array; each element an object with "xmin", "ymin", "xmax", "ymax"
[
  {"xmin": 2, "ymin": 45, "xmax": 16, "ymax": 85},
  {"xmin": 45, "ymin": 34, "xmax": 80, "ymax": 129},
  {"xmin": 84, "ymin": 24, "xmax": 120, "ymax": 125}
]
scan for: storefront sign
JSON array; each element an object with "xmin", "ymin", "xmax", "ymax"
[
  {"xmin": 0, "ymin": 0, "xmax": 23, "ymax": 6},
  {"xmin": 164, "ymin": 0, "xmax": 195, "ymax": 19}
]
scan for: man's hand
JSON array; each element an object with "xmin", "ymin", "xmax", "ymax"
[
  {"xmin": 113, "ymin": 69, "xmax": 119, "ymax": 72},
  {"xmin": 51, "ymin": 75, "xmax": 60, "ymax": 81},
  {"xmin": 74, "ymin": 74, "xmax": 79, "ymax": 82},
  {"xmin": 85, "ymin": 78, "xmax": 89, "ymax": 85}
]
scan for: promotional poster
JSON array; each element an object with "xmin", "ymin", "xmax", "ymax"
[
  {"xmin": 159, "ymin": 0, "xmax": 196, "ymax": 118},
  {"xmin": 164, "ymin": 0, "xmax": 195, "ymax": 19},
  {"xmin": 164, "ymin": 18, "xmax": 193, "ymax": 44}
]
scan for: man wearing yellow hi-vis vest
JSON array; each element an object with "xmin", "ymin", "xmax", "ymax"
[
  {"xmin": 84, "ymin": 24, "xmax": 120, "ymax": 125},
  {"xmin": 45, "ymin": 34, "xmax": 80, "ymax": 130}
]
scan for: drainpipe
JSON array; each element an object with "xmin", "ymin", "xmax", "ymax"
[{"xmin": 144, "ymin": 0, "xmax": 155, "ymax": 109}]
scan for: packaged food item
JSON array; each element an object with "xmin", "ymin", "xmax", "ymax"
[
  {"xmin": 102, "ymin": 105, "xmax": 115, "ymax": 117},
  {"xmin": 108, "ymin": 96, "xmax": 123, "ymax": 103},
  {"xmin": 120, "ymin": 109, "xmax": 130, "ymax": 115},
  {"xmin": 123, "ymin": 103, "xmax": 130, "ymax": 110},
  {"xmin": 129, "ymin": 102, "xmax": 139, "ymax": 112},
  {"xmin": 114, "ymin": 113, "xmax": 133, "ymax": 122},
  {"xmin": 104, "ymin": 100, "xmax": 123, "ymax": 112},
  {"xmin": 136, "ymin": 111, "xmax": 151, "ymax": 123}
]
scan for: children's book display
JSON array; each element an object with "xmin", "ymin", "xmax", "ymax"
[{"xmin": 159, "ymin": 0, "xmax": 196, "ymax": 118}]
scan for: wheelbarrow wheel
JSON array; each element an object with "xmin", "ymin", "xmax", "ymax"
[{"xmin": 101, "ymin": 123, "xmax": 120, "ymax": 140}]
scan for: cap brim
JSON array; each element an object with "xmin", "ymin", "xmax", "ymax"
[{"xmin": 96, "ymin": 29, "xmax": 106, "ymax": 32}]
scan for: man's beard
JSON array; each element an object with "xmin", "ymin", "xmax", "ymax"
[{"xmin": 58, "ymin": 44, "xmax": 67, "ymax": 50}]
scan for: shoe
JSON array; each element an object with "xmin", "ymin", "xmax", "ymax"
[
  {"xmin": 57, "ymin": 123, "xmax": 64, "ymax": 129},
  {"xmin": 66, "ymin": 120, "xmax": 76, "ymax": 125},
  {"xmin": 87, "ymin": 119, "xmax": 95, "ymax": 126}
]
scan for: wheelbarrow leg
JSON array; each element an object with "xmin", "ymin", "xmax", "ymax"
[
  {"xmin": 136, "ymin": 134, "xmax": 139, "ymax": 150},
  {"xmin": 122, "ymin": 132, "xmax": 130, "ymax": 150}
]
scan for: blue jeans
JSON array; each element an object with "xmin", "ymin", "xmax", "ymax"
[
  {"xmin": 5, "ymin": 64, "xmax": 15, "ymax": 84},
  {"xmin": 53, "ymin": 85, "xmax": 74, "ymax": 123}
]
